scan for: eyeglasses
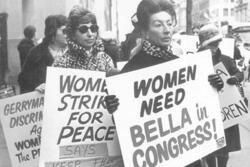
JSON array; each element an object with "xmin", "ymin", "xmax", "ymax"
[{"xmin": 78, "ymin": 25, "xmax": 99, "ymax": 34}]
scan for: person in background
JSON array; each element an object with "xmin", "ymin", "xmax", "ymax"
[
  {"xmin": 192, "ymin": 25, "xmax": 200, "ymax": 36},
  {"xmin": 53, "ymin": 5, "xmax": 118, "ymax": 76},
  {"xmin": 100, "ymin": 31, "xmax": 121, "ymax": 68},
  {"xmin": 105, "ymin": 1, "xmax": 224, "ymax": 166},
  {"xmin": 18, "ymin": 15, "xmax": 67, "ymax": 93},
  {"xmin": 17, "ymin": 25, "xmax": 36, "ymax": 68},
  {"xmin": 198, "ymin": 24, "xmax": 243, "ymax": 167}
]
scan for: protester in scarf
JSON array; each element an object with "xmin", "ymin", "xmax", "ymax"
[
  {"xmin": 53, "ymin": 5, "xmax": 117, "ymax": 75},
  {"xmin": 105, "ymin": 1, "xmax": 224, "ymax": 166}
]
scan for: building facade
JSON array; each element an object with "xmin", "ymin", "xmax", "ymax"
[
  {"xmin": 0, "ymin": 0, "xmax": 120, "ymax": 88},
  {"xmin": 192, "ymin": 0, "xmax": 237, "ymax": 26},
  {"xmin": 235, "ymin": 0, "xmax": 250, "ymax": 22}
]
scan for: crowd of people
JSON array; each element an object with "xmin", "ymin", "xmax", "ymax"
[{"xmin": 4, "ymin": 0, "xmax": 249, "ymax": 166}]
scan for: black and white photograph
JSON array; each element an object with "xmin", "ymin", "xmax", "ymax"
[{"xmin": 1, "ymin": 0, "xmax": 250, "ymax": 166}]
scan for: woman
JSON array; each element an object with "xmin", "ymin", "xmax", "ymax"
[
  {"xmin": 106, "ymin": 0, "xmax": 223, "ymax": 112},
  {"xmin": 198, "ymin": 24, "xmax": 243, "ymax": 167},
  {"xmin": 18, "ymin": 15, "xmax": 67, "ymax": 93},
  {"xmin": 53, "ymin": 5, "xmax": 116, "ymax": 74},
  {"xmin": 52, "ymin": 6, "xmax": 122, "ymax": 167},
  {"xmin": 18, "ymin": 25, "xmax": 36, "ymax": 68},
  {"xmin": 105, "ymin": 0, "xmax": 223, "ymax": 167}
]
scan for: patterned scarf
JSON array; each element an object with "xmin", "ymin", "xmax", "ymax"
[
  {"xmin": 142, "ymin": 40, "xmax": 179, "ymax": 61},
  {"xmin": 67, "ymin": 37, "xmax": 104, "ymax": 58},
  {"xmin": 61, "ymin": 37, "xmax": 105, "ymax": 70}
]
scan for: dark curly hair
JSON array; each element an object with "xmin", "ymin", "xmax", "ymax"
[
  {"xmin": 43, "ymin": 14, "xmax": 67, "ymax": 45},
  {"xmin": 136, "ymin": 0, "xmax": 177, "ymax": 30},
  {"xmin": 66, "ymin": 5, "xmax": 97, "ymax": 37},
  {"xmin": 23, "ymin": 25, "xmax": 36, "ymax": 39}
]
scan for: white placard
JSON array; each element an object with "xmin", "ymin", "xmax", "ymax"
[
  {"xmin": 39, "ymin": 67, "xmax": 122, "ymax": 167},
  {"xmin": 180, "ymin": 35, "xmax": 199, "ymax": 55},
  {"xmin": 117, "ymin": 61, "xmax": 128, "ymax": 71},
  {"xmin": 219, "ymin": 38, "xmax": 235, "ymax": 58},
  {"xmin": 107, "ymin": 51, "xmax": 226, "ymax": 167},
  {"xmin": 0, "ymin": 92, "xmax": 44, "ymax": 167},
  {"xmin": 214, "ymin": 63, "xmax": 249, "ymax": 128}
]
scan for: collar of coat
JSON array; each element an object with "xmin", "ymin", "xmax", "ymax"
[
  {"xmin": 66, "ymin": 37, "xmax": 105, "ymax": 59},
  {"xmin": 142, "ymin": 40, "xmax": 179, "ymax": 61}
]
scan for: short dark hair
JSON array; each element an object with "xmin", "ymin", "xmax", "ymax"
[
  {"xmin": 67, "ymin": 5, "xmax": 97, "ymax": 37},
  {"xmin": 23, "ymin": 25, "xmax": 36, "ymax": 39},
  {"xmin": 136, "ymin": 0, "xmax": 177, "ymax": 30},
  {"xmin": 44, "ymin": 14, "xmax": 67, "ymax": 44}
]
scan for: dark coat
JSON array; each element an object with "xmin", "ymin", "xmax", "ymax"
[
  {"xmin": 17, "ymin": 38, "xmax": 35, "ymax": 68},
  {"xmin": 18, "ymin": 41, "xmax": 54, "ymax": 93},
  {"xmin": 213, "ymin": 49, "xmax": 242, "ymax": 153},
  {"xmin": 121, "ymin": 49, "xmax": 178, "ymax": 73}
]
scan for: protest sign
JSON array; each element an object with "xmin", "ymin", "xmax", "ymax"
[
  {"xmin": 117, "ymin": 61, "xmax": 128, "ymax": 71},
  {"xmin": 39, "ymin": 67, "xmax": 122, "ymax": 167},
  {"xmin": 219, "ymin": 38, "xmax": 235, "ymax": 59},
  {"xmin": 180, "ymin": 35, "xmax": 199, "ymax": 55},
  {"xmin": 106, "ymin": 50, "xmax": 226, "ymax": 167},
  {"xmin": 0, "ymin": 92, "xmax": 44, "ymax": 167},
  {"xmin": 214, "ymin": 63, "xmax": 249, "ymax": 129}
]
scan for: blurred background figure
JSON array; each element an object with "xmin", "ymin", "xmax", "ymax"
[
  {"xmin": 192, "ymin": 25, "xmax": 200, "ymax": 36},
  {"xmin": 18, "ymin": 14, "xmax": 67, "ymax": 93},
  {"xmin": 100, "ymin": 31, "xmax": 122, "ymax": 67},
  {"xmin": 120, "ymin": 13, "xmax": 142, "ymax": 61},
  {"xmin": 198, "ymin": 23, "xmax": 243, "ymax": 167},
  {"xmin": 17, "ymin": 25, "xmax": 36, "ymax": 69}
]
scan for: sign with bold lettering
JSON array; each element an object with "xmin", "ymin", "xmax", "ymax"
[
  {"xmin": 0, "ymin": 92, "xmax": 44, "ymax": 167},
  {"xmin": 214, "ymin": 63, "xmax": 249, "ymax": 128},
  {"xmin": 106, "ymin": 51, "xmax": 226, "ymax": 167},
  {"xmin": 39, "ymin": 67, "xmax": 122, "ymax": 167}
]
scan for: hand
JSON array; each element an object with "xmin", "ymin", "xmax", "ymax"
[
  {"xmin": 35, "ymin": 83, "xmax": 45, "ymax": 94},
  {"xmin": 208, "ymin": 74, "xmax": 224, "ymax": 91},
  {"xmin": 227, "ymin": 76, "xmax": 238, "ymax": 85},
  {"xmin": 105, "ymin": 95, "xmax": 119, "ymax": 114}
]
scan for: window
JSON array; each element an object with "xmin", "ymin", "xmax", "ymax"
[
  {"xmin": 223, "ymin": 8, "xmax": 229, "ymax": 16},
  {"xmin": 231, "ymin": 8, "xmax": 234, "ymax": 16}
]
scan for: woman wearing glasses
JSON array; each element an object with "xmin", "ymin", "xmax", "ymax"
[
  {"xmin": 53, "ymin": 5, "xmax": 116, "ymax": 74},
  {"xmin": 18, "ymin": 14, "xmax": 67, "ymax": 93}
]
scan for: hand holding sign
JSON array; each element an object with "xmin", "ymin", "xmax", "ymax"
[
  {"xmin": 208, "ymin": 74, "xmax": 224, "ymax": 91},
  {"xmin": 214, "ymin": 63, "xmax": 250, "ymax": 129},
  {"xmin": 226, "ymin": 76, "xmax": 238, "ymax": 85},
  {"xmin": 107, "ymin": 51, "xmax": 226, "ymax": 167},
  {"xmin": 105, "ymin": 95, "xmax": 119, "ymax": 114}
]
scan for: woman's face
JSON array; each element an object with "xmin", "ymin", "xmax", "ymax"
[
  {"xmin": 146, "ymin": 11, "xmax": 174, "ymax": 48},
  {"xmin": 54, "ymin": 25, "xmax": 67, "ymax": 46},
  {"xmin": 74, "ymin": 23, "xmax": 98, "ymax": 49}
]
